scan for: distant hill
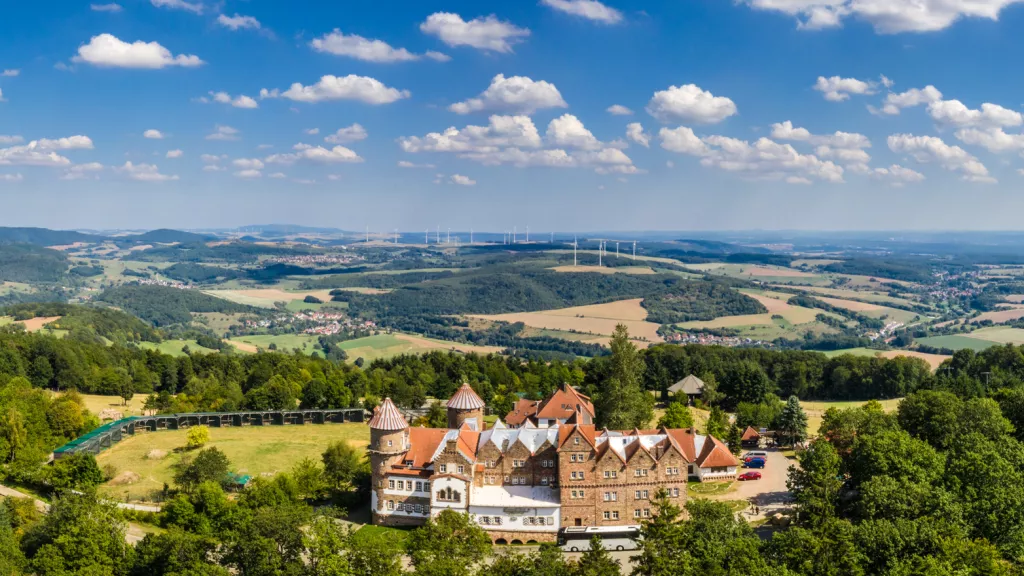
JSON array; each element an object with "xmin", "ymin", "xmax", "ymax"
[
  {"xmin": 0, "ymin": 244, "xmax": 69, "ymax": 282},
  {"xmin": 116, "ymin": 229, "xmax": 214, "ymax": 245},
  {"xmin": 0, "ymin": 227, "xmax": 105, "ymax": 246},
  {"xmin": 97, "ymin": 284, "xmax": 254, "ymax": 326},
  {"xmin": 236, "ymin": 224, "xmax": 346, "ymax": 235}
]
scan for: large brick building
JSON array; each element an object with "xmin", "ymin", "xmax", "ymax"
[{"xmin": 369, "ymin": 383, "xmax": 739, "ymax": 543}]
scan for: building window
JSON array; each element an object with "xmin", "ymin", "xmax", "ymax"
[
  {"xmin": 397, "ymin": 502, "xmax": 404, "ymax": 511},
  {"xmin": 666, "ymin": 466, "xmax": 679, "ymax": 476},
  {"xmin": 416, "ymin": 482, "xmax": 423, "ymax": 492},
  {"xmin": 404, "ymin": 460, "xmax": 414, "ymax": 466},
  {"xmin": 574, "ymin": 437, "xmax": 580, "ymax": 445},
  {"xmin": 603, "ymin": 491, "xmax": 617, "ymax": 502},
  {"xmin": 423, "ymin": 481, "xmax": 430, "ymax": 492},
  {"xmin": 439, "ymin": 464, "xmax": 447, "ymax": 473},
  {"xmin": 487, "ymin": 460, "xmax": 495, "ymax": 468},
  {"xmin": 643, "ymin": 509, "xmax": 651, "ymax": 518},
  {"xmin": 457, "ymin": 465, "xmax": 465, "ymax": 475},
  {"xmin": 388, "ymin": 479, "xmax": 395, "ymax": 489},
  {"xmin": 634, "ymin": 468, "xmax": 648, "ymax": 477},
  {"xmin": 397, "ymin": 480, "xmax": 404, "ymax": 490},
  {"xmin": 603, "ymin": 511, "xmax": 610, "ymax": 520},
  {"xmin": 603, "ymin": 470, "xmax": 617, "ymax": 479},
  {"xmin": 436, "ymin": 487, "xmax": 461, "ymax": 503},
  {"xmin": 541, "ymin": 477, "xmax": 549, "ymax": 486},
  {"xmin": 612, "ymin": 511, "xmax": 620, "ymax": 520},
  {"xmin": 712, "ymin": 467, "xmax": 728, "ymax": 473},
  {"xmin": 481, "ymin": 516, "xmax": 491, "ymax": 525},
  {"xmin": 513, "ymin": 459, "xmax": 524, "ymax": 468},
  {"xmin": 387, "ymin": 440, "xmax": 393, "ymax": 447},
  {"xmin": 671, "ymin": 487, "xmax": 680, "ymax": 498},
  {"xmin": 387, "ymin": 500, "xmax": 394, "ymax": 510},
  {"xmin": 571, "ymin": 490, "xmax": 585, "ymax": 499},
  {"xmin": 633, "ymin": 509, "xmax": 641, "ymax": 518},
  {"xmin": 494, "ymin": 517, "xmax": 502, "ymax": 525}
]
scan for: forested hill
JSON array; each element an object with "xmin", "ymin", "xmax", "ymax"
[
  {"xmin": 0, "ymin": 243, "xmax": 69, "ymax": 282},
  {"xmin": 113, "ymin": 228, "xmax": 213, "ymax": 246},
  {"xmin": 0, "ymin": 302, "xmax": 161, "ymax": 344},
  {"xmin": 337, "ymin": 269, "xmax": 766, "ymax": 321},
  {"xmin": 96, "ymin": 284, "xmax": 254, "ymax": 326},
  {"xmin": 0, "ymin": 227, "xmax": 104, "ymax": 246}
]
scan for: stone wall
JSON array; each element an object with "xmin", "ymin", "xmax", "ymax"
[{"xmin": 485, "ymin": 529, "xmax": 558, "ymax": 544}]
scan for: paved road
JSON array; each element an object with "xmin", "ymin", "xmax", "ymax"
[{"xmin": 719, "ymin": 448, "xmax": 794, "ymax": 521}]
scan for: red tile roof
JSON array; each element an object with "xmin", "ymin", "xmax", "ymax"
[
  {"xmin": 369, "ymin": 398, "xmax": 408, "ymax": 431},
  {"xmin": 695, "ymin": 435, "xmax": 739, "ymax": 468},
  {"xmin": 741, "ymin": 426, "xmax": 761, "ymax": 441},
  {"xmin": 665, "ymin": 429, "xmax": 697, "ymax": 462},
  {"xmin": 536, "ymin": 384, "xmax": 595, "ymax": 421},
  {"xmin": 505, "ymin": 398, "xmax": 539, "ymax": 427},
  {"xmin": 400, "ymin": 427, "xmax": 448, "ymax": 468},
  {"xmin": 448, "ymin": 383, "xmax": 486, "ymax": 410}
]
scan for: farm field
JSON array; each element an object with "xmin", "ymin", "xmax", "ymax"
[
  {"xmin": 338, "ymin": 333, "xmax": 503, "ymax": 363},
  {"xmin": 95, "ymin": 423, "xmax": 370, "ymax": 502},
  {"xmin": 965, "ymin": 326, "xmax": 1024, "ymax": 345},
  {"xmin": 471, "ymin": 299, "xmax": 662, "ymax": 343},
  {"xmin": 916, "ymin": 334, "xmax": 998, "ymax": 351},
  {"xmin": 688, "ymin": 263, "xmax": 821, "ymax": 280},
  {"xmin": 972, "ymin": 307, "xmax": 1024, "ymax": 324},
  {"xmin": 15, "ymin": 316, "xmax": 62, "ymax": 332},
  {"xmin": 775, "ymin": 285, "xmax": 922, "ymax": 309},
  {"xmin": 822, "ymin": 348, "xmax": 949, "ymax": 370},
  {"xmin": 229, "ymin": 334, "xmax": 322, "ymax": 354},
  {"xmin": 801, "ymin": 398, "xmax": 902, "ymax": 436},
  {"xmin": 678, "ymin": 291, "xmax": 827, "ymax": 331},
  {"xmin": 203, "ymin": 289, "xmax": 336, "ymax": 308},
  {"xmin": 550, "ymin": 265, "xmax": 656, "ymax": 275},
  {"xmin": 193, "ymin": 312, "xmax": 246, "ymax": 334},
  {"xmin": 138, "ymin": 339, "xmax": 220, "ymax": 357}
]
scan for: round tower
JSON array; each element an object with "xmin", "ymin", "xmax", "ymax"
[
  {"xmin": 368, "ymin": 398, "xmax": 409, "ymax": 524},
  {"xmin": 447, "ymin": 383, "xmax": 486, "ymax": 430}
]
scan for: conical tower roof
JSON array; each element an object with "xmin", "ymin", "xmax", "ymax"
[
  {"xmin": 447, "ymin": 383, "xmax": 485, "ymax": 410},
  {"xmin": 368, "ymin": 398, "xmax": 408, "ymax": 431}
]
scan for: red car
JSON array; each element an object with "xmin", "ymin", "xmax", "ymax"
[{"xmin": 738, "ymin": 471, "xmax": 762, "ymax": 481}]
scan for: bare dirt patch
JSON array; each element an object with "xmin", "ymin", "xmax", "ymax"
[
  {"xmin": 109, "ymin": 471, "xmax": 142, "ymax": 486},
  {"xmin": 230, "ymin": 341, "xmax": 259, "ymax": 354},
  {"xmin": 1004, "ymin": 295, "xmax": 1024, "ymax": 303},
  {"xmin": 128, "ymin": 244, "xmax": 153, "ymax": 252},
  {"xmin": 145, "ymin": 450, "xmax": 168, "ymax": 460},
  {"xmin": 205, "ymin": 289, "xmax": 336, "ymax": 307},
  {"xmin": 544, "ymin": 299, "xmax": 650, "ymax": 321},
  {"xmin": 19, "ymin": 316, "xmax": 62, "ymax": 332},
  {"xmin": 390, "ymin": 333, "xmax": 504, "ymax": 355}
]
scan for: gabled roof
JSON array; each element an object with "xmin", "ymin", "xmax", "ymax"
[
  {"xmin": 741, "ymin": 426, "xmax": 762, "ymax": 441},
  {"xmin": 536, "ymin": 383, "xmax": 595, "ymax": 421},
  {"xmin": 479, "ymin": 425, "xmax": 559, "ymax": 456},
  {"xmin": 558, "ymin": 424, "xmax": 597, "ymax": 449},
  {"xmin": 369, "ymin": 398, "xmax": 408, "ymax": 431},
  {"xmin": 400, "ymin": 427, "xmax": 448, "ymax": 468},
  {"xmin": 505, "ymin": 398, "xmax": 540, "ymax": 427},
  {"xmin": 669, "ymin": 374, "xmax": 705, "ymax": 396},
  {"xmin": 695, "ymin": 435, "xmax": 739, "ymax": 468},
  {"xmin": 448, "ymin": 383, "xmax": 486, "ymax": 411}
]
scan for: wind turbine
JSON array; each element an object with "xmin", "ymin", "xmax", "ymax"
[
  {"xmin": 394, "ymin": 229, "xmax": 399, "ymax": 244},
  {"xmin": 513, "ymin": 226, "xmax": 517, "ymax": 244},
  {"xmin": 447, "ymin": 228, "xmax": 451, "ymax": 244},
  {"xmin": 574, "ymin": 235, "xmax": 578, "ymax": 267},
  {"xmin": 599, "ymin": 240, "xmax": 603, "ymax": 267},
  {"xmin": 425, "ymin": 230, "xmax": 429, "ymax": 244},
  {"xmin": 526, "ymin": 226, "xmax": 529, "ymax": 243},
  {"xmin": 436, "ymin": 226, "xmax": 440, "ymax": 243},
  {"xmin": 632, "ymin": 241, "xmax": 637, "ymax": 260},
  {"xmin": 365, "ymin": 226, "xmax": 369, "ymax": 243},
  {"xmin": 616, "ymin": 241, "xmax": 620, "ymax": 258}
]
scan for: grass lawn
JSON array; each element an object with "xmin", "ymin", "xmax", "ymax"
[
  {"xmin": 688, "ymin": 480, "xmax": 735, "ymax": 497},
  {"xmin": 138, "ymin": 339, "xmax": 220, "ymax": 357},
  {"xmin": 916, "ymin": 334, "xmax": 997, "ymax": 351},
  {"xmin": 822, "ymin": 348, "xmax": 882, "ymax": 359},
  {"xmin": 801, "ymin": 398, "xmax": 902, "ymax": 436},
  {"xmin": 71, "ymin": 393, "xmax": 150, "ymax": 419},
  {"xmin": 96, "ymin": 423, "xmax": 370, "ymax": 503},
  {"xmin": 965, "ymin": 326, "xmax": 1024, "ymax": 346},
  {"xmin": 352, "ymin": 524, "xmax": 411, "ymax": 549},
  {"xmin": 0, "ymin": 316, "xmax": 12, "ymax": 326}
]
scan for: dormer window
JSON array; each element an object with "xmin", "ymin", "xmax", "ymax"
[
  {"xmin": 387, "ymin": 440, "xmax": 393, "ymax": 447},
  {"xmin": 574, "ymin": 437, "xmax": 580, "ymax": 445},
  {"xmin": 440, "ymin": 464, "xmax": 447, "ymax": 473}
]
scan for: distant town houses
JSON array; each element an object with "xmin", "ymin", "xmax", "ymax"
[
  {"xmin": 663, "ymin": 331, "xmax": 769, "ymax": 348},
  {"xmin": 136, "ymin": 278, "xmax": 194, "ymax": 290}
]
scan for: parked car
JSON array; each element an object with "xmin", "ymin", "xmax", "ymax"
[
  {"xmin": 742, "ymin": 451, "xmax": 767, "ymax": 462},
  {"xmin": 738, "ymin": 471, "xmax": 762, "ymax": 481},
  {"xmin": 744, "ymin": 458, "xmax": 766, "ymax": 469}
]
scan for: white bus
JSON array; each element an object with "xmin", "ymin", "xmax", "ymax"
[{"xmin": 558, "ymin": 525, "xmax": 642, "ymax": 552}]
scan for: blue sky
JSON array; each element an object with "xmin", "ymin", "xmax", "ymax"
[{"xmin": 3, "ymin": 0, "xmax": 1024, "ymax": 231}]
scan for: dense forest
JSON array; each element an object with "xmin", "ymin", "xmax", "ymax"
[
  {"xmin": 822, "ymin": 258, "xmax": 936, "ymax": 283},
  {"xmin": 0, "ymin": 303, "xmax": 160, "ymax": 344},
  {"xmin": 96, "ymin": 285, "xmax": 255, "ymax": 326},
  {"xmin": 0, "ymin": 245, "xmax": 69, "ymax": 283}
]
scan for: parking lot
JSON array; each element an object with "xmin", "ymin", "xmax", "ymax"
[{"xmin": 713, "ymin": 448, "xmax": 793, "ymax": 521}]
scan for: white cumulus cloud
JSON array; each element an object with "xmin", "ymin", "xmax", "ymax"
[
  {"xmin": 262, "ymin": 75, "xmax": 410, "ymax": 105},
  {"xmin": 626, "ymin": 123, "xmax": 650, "ymax": 148},
  {"xmin": 325, "ymin": 124, "xmax": 368, "ymax": 144},
  {"xmin": 888, "ymin": 133, "xmax": 994, "ymax": 182},
  {"xmin": 0, "ymin": 136, "xmax": 24, "ymax": 145},
  {"xmin": 166, "ymin": 149, "xmax": 183, "ymax": 158},
  {"xmin": 206, "ymin": 125, "xmax": 239, "ymax": 141},
  {"xmin": 813, "ymin": 76, "xmax": 875, "ymax": 102},
  {"xmin": 646, "ymin": 84, "xmax": 737, "ymax": 124},
  {"xmin": 451, "ymin": 174, "xmax": 477, "ymax": 186},
  {"xmin": 208, "ymin": 91, "xmax": 258, "ymax": 109},
  {"xmin": 869, "ymin": 164, "xmax": 926, "ymax": 186},
  {"xmin": 927, "ymin": 99, "xmax": 1023, "ymax": 128},
  {"xmin": 60, "ymin": 162, "xmax": 104, "ymax": 180},
  {"xmin": 873, "ymin": 85, "xmax": 943, "ymax": 115},
  {"xmin": 217, "ymin": 14, "xmax": 261, "ymax": 31},
  {"xmin": 546, "ymin": 114, "xmax": 602, "ymax": 150},
  {"xmin": 90, "ymin": 3, "xmax": 123, "ymax": 12},
  {"xmin": 540, "ymin": 0, "xmax": 624, "ymax": 24},
  {"xmin": 420, "ymin": 13, "xmax": 530, "ymax": 53},
  {"xmin": 117, "ymin": 161, "xmax": 178, "ymax": 181},
  {"xmin": 73, "ymin": 34, "xmax": 203, "ymax": 69},
  {"xmin": 311, "ymin": 30, "xmax": 446, "ymax": 63},
  {"xmin": 1, "ymin": 70, "xmax": 19, "ymax": 77},
  {"xmin": 607, "ymin": 104, "xmax": 633, "ymax": 116},
  {"xmin": 450, "ymin": 74, "xmax": 567, "ymax": 115},
  {"xmin": 144, "ymin": 129, "xmax": 165, "ymax": 139},
  {"xmin": 151, "ymin": 0, "xmax": 202, "ymax": 15},
  {"xmin": 740, "ymin": 0, "xmax": 1024, "ymax": 34},
  {"xmin": 234, "ymin": 169, "xmax": 262, "ymax": 179},
  {"xmin": 398, "ymin": 161, "xmax": 436, "ymax": 169},
  {"xmin": 0, "ymin": 173, "xmax": 24, "ymax": 182},
  {"xmin": 266, "ymin": 145, "xmax": 364, "ymax": 165}
]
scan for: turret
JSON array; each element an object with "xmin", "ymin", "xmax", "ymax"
[{"xmin": 446, "ymin": 383, "xmax": 485, "ymax": 430}]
